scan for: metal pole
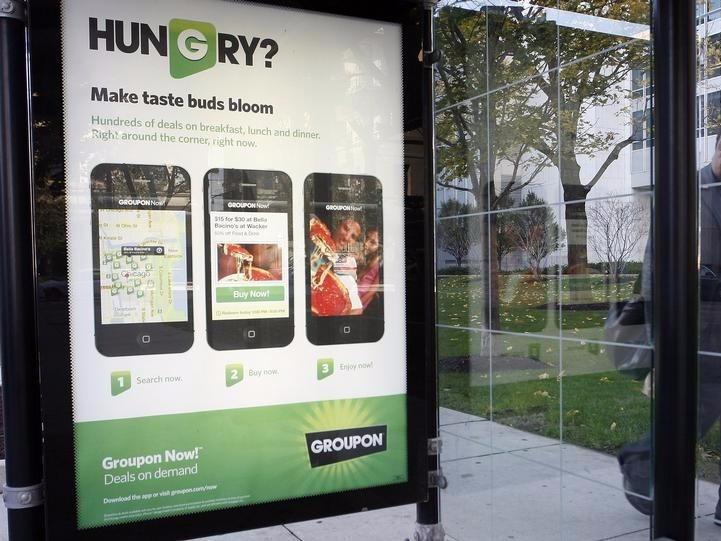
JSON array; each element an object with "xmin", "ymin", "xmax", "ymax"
[
  {"xmin": 652, "ymin": 0, "xmax": 697, "ymax": 539},
  {"xmin": 0, "ymin": 0, "xmax": 45, "ymax": 539},
  {"xmin": 415, "ymin": 1, "xmax": 444, "ymax": 540}
]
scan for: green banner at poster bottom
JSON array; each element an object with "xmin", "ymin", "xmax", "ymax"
[{"xmin": 75, "ymin": 395, "xmax": 407, "ymax": 528}]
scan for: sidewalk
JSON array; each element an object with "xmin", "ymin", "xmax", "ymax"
[{"xmin": 0, "ymin": 408, "xmax": 718, "ymax": 540}]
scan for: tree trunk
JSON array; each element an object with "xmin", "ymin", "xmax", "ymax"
[
  {"xmin": 562, "ymin": 180, "xmax": 592, "ymax": 303},
  {"xmin": 488, "ymin": 213, "xmax": 500, "ymax": 331}
]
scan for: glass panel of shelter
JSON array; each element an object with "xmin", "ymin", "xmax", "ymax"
[
  {"xmin": 697, "ymin": 0, "xmax": 721, "ymax": 537},
  {"xmin": 435, "ymin": 1, "xmax": 656, "ymax": 539}
]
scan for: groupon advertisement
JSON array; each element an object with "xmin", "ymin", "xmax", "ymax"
[{"xmin": 61, "ymin": 0, "xmax": 407, "ymax": 530}]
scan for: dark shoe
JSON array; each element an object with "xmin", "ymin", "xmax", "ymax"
[
  {"xmin": 621, "ymin": 467, "xmax": 652, "ymax": 516},
  {"xmin": 618, "ymin": 445, "xmax": 652, "ymax": 516},
  {"xmin": 715, "ymin": 500, "xmax": 721, "ymax": 526}
]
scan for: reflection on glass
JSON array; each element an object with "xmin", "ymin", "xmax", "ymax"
[
  {"xmin": 435, "ymin": 103, "xmax": 490, "ymax": 213},
  {"xmin": 439, "ymin": 332, "xmax": 564, "ymax": 539},
  {"xmin": 559, "ymin": 197, "xmax": 650, "ymax": 341},
  {"xmin": 435, "ymin": 6, "xmax": 488, "ymax": 107},
  {"xmin": 439, "ymin": 332, "xmax": 562, "ymax": 446},
  {"xmin": 438, "ymin": 329, "xmax": 490, "ymax": 415},
  {"xmin": 489, "ymin": 76, "xmax": 560, "ymax": 208},
  {"xmin": 488, "ymin": 333, "xmax": 561, "ymax": 440},
  {"xmin": 487, "ymin": 5, "xmax": 559, "ymax": 90},
  {"xmin": 435, "ymin": 0, "xmax": 658, "ymax": 539},
  {"xmin": 494, "ymin": 203, "xmax": 563, "ymax": 334},
  {"xmin": 699, "ymin": 172, "xmax": 721, "ymax": 529},
  {"xmin": 562, "ymin": 337, "xmax": 654, "ymax": 526},
  {"xmin": 436, "ymin": 202, "xmax": 487, "ymax": 332},
  {"xmin": 699, "ymin": 1, "xmax": 721, "ymax": 531}
]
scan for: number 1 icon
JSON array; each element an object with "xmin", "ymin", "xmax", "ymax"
[{"xmin": 110, "ymin": 371, "xmax": 132, "ymax": 396}]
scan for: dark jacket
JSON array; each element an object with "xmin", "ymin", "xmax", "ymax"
[{"xmin": 698, "ymin": 164, "xmax": 721, "ymax": 378}]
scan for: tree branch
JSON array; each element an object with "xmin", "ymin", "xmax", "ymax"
[
  {"xmin": 586, "ymin": 135, "xmax": 635, "ymax": 190},
  {"xmin": 436, "ymin": 181, "xmax": 476, "ymax": 194}
]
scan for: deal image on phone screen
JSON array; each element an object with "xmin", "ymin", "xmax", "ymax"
[
  {"xmin": 90, "ymin": 163, "xmax": 193, "ymax": 357},
  {"xmin": 204, "ymin": 169, "xmax": 293, "ymax": 350},
  {"xmin": 304, "ymin": 173, "xmax": 384, "ymax": 345}
]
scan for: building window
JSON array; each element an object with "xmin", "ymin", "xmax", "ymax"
[
  {"xmin": 698, "ymin": 0, "xmax": 721, "ymax": 20},
  {"xmin": 704, "ymin": 90, "xmax": 721, "ymax": 136},
  {"xmin": 631, "ymin": 68, "xmax": 650, "ymax": 99}
]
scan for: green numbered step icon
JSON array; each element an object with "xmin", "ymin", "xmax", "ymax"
[
  {"xmin": 111, "ymin": 371, "xmax": 131, "ymax": 396},
  {"xmin": 317, "ymin": 358, "xmax": 334, "ymax": 380},
  {"xmin": 226, "ymin": 364, "xmax": 244, "ymax": 387}
]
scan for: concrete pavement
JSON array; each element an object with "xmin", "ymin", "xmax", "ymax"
[{"xmin": 0, "ymin": 408, "xmax": 718, "ymax": 540}]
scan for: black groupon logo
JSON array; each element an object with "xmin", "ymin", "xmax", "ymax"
[{"xmin": 305, "ymin": 425, "xmax": 387, "ymax": 467}]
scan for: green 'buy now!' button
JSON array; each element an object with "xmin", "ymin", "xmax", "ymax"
[{"xmin": 217, "ymin": 285, "xmax": 285, "ymax": 302}]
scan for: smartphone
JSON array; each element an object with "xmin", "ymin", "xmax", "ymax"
[
  {"xmin": 304, "ymin": 173, "xmax": 384, "ymax": 345},
  {"xmin": 204, "ymin": 168, "xmax": 293, "ymax": 350},
  {"xmin": 90, "ymin": 163, "xmax": 193, "ymax": 356}
]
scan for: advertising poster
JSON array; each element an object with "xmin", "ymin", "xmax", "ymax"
[{"xmin": 60, "ymin": 0, "xmax": 408, "ymax": 529}]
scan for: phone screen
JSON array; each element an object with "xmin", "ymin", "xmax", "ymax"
[
  {"xmin": 304, "ymin": 173, "xmax": 383, "ymax": 345},
  {"xmin": 97, "ymin": 208, "xmax": 188, "ymax": 324},
  {"xmin": 91, "ymin": 164, "xmax": 193, "ymax": 356},
  {"xmin": 205, "ymin": 169, "xmax": 293, "ymax": 350}
]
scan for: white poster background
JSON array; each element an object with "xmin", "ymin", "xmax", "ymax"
[{"xmin": 62, "ymin": 0, "xmax": 406, "ymax": 422}]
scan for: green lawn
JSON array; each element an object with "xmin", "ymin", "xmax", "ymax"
[
  {"xmin": 437, "ymin": 274, "xmax": 634, "ymax": 335},
  {"xmin": 440, "ymin": 370, "xmax": 650, "ymax": 454},
  {"xmin": 436, "ymin": 273, "xmax": 721, "ymax": 483}
]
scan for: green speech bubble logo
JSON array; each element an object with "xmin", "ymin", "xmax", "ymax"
[{"xmin": 169, "ymin": 19, "xmax": 216, "ymax": 79}]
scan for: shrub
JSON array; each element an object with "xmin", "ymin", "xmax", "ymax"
[{"xmin": 436, "ymin": 266, "xmax": 480, "ymax": 276}]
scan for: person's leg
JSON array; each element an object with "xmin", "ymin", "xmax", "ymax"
[
  {"xmin": 618, "ymin": 356, "xmax": 721, "ymax": 519},
  {"xmin": 697, "ymin": 356, "xmax": 721, "ymax": 525}
]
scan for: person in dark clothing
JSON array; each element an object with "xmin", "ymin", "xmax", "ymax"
[{"xmin": 618, "ymin": 133, "xmax": 721, "ymax": 526}]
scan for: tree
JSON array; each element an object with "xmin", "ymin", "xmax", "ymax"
[
  {"xmin": 522, "ymin": 1, "xmax": 647, "ymax": 278},
  {"xmin": 435, "ymin": 4, "xmax": 555, "ymax": 324},
  {"xmin": 435, "ymin": 4, "xmax": 554, "ymax": 212},
  {"xmin": 587, "ymin": 197, "xmax": 648, "ymax": 277},
  {"xmin": 437, "ymin": 199, "xmax": 480, "ymax": 267},
  {"xmin": 435, "ymin": 1, "xmax": 649, "ymax": 306},
  {"xmin": 508, "ymin": 193, "xmax": 565, "ymax": 276},
  {"xmin": 495, "ymin": 201, "xmax": 516, "ymax": 270}
]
